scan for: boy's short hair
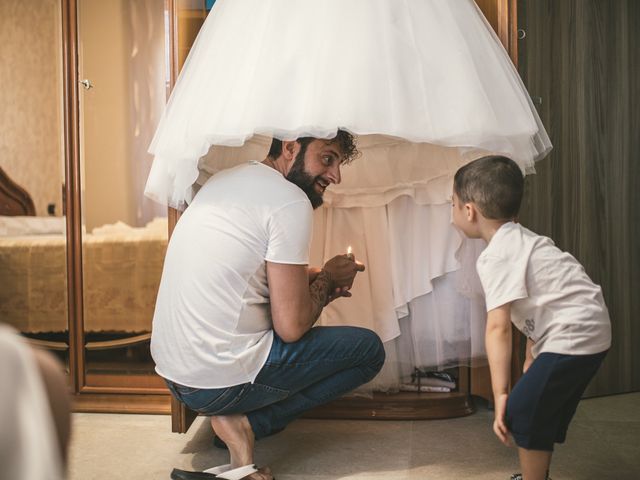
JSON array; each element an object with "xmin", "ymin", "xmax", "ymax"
[{"xmin": 454, "ymin": 155, "xmax": 524, "ymax": 220}]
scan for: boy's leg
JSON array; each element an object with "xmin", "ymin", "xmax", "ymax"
[
  {"xmin": 553, "ymin": 351, "xmax": 607, "ymax": 444},
  {"xmin": 517, "ymin": 448, "xmax": 551, "ymax": 480},
  {"xmin": 507, "ymin": 351, "xmax": 607, "ymax": 480}
]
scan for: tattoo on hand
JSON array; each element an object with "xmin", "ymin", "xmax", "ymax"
[{"xmin": 309, "ymin": 270, "xmax": 332, "ymax": 320}]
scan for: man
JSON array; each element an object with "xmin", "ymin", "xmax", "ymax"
[{"xmin": 151, "ymin": 130, "xmax": 385, "ymax": 480}]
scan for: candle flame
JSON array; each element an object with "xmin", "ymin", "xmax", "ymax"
[{"xmin": 347, "ymin": 245, "xmax": 352, "ymax": 255}]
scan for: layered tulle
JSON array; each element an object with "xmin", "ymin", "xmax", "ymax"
[
  {"xmin": 145, "ymin": 0, "xmax": 551, "ymax": 209},
  {"xmin": 144, "ymin": 0, "xmax": 553, "ymax": 388},
  {"xmin": 309, "ymin": 198, "xmax": 488, "ymax": 379},
  {"xmin": 197, "ymin": 135, "xmax": 491, "ymax": 208}
]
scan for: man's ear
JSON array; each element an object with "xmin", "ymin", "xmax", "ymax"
[{"xmin": 282, "ymin": 140, "xmax": 299, "ymax": 161}]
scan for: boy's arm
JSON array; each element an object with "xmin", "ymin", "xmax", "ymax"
[
  {"xmin": 523, "ymin": 337, "xmax": 534, "ymax": 373},
  {"xmin": 485, "ymin": 303, "xmax": 513, "ymax": 446}
]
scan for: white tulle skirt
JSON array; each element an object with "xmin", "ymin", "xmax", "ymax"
[
  {"xmin": 145, "ymin": 0, "xmax": 553, "ymax": 390},
  {"xmin": 309, "ymin": 197, "xmax": 489, "ymax": 391},
  {"xmin": 145, "ymin": 0, "xmax": 551, "ymax": 209}
]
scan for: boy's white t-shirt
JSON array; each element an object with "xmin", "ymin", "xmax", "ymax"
[
  {"xmin": 151, "ymin": 161, "xmax": 313, "ymax": 388},
  {"xmin": 476, "ymin": 222, "xmax": 611, "ymax": 358}
]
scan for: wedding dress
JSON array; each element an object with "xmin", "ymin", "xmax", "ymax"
[
  {"xmin": 144, "ymin": 0, "xmax": 551, "ymax": 389},
  {"xmin": 145, "ymin": 0, "xmax": 550, "ymax": 210}
]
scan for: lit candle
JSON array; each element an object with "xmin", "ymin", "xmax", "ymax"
[{"xmin": 347, "ymin": 245, "xmax": 352, "ymax": 255}]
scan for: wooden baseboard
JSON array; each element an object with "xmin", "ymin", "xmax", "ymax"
[
  {"xmin": 72, "ymin": 391, "xmax": 475, "ymax": 421},
  {"xmin": 304, "ymin": 391, "xmax": 475, "ymax": 420},
  {"xmin": 72, "ymin": 393, "xmax": 172, "ymax": 414}
]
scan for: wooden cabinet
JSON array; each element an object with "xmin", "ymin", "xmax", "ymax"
[
  {"xmin": 0, "ymin": 0, "xmax": 174, "ymax": 414},
  {"xmin": 69, "ymin": 0, "xmax": 172, "ymax": 412},
  {"xmin": 165, "ymin": 0, "xmax": 521, "ymax": 432},
  {"xmin": 1, "ymin": 0, "xmax": 521, "ymax": 420}
]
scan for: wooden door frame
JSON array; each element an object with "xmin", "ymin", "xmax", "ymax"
[
  {"xmin": 61, "ymin": 0, "xmax": 84, "ymax": 395},
  {"xmin": 475, "ymin": 0, "xmax": 519, "ymax": 64},
  {"xmin": 62, "ymin": 0, "xmax": 174, "ymax": 410},
  {"xmin": 165, "ymin": 0, "xmax": 198, "ymax": 433}
]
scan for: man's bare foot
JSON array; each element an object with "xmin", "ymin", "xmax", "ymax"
[{"xmin": 210, "ymin": 415, "xmax": 273, "ymax": 480}]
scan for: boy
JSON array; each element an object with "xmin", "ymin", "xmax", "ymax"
[{"xmin": 451, "ymin": 155, "xmax": 611, "ymax": 480}]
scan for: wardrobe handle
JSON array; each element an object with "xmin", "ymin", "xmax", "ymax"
[{"xmin": 79, "ymin": 79, "xmax": 93, "ymax": 90}]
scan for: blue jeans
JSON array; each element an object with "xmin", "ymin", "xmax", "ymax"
[{"xmin": 166, "ymin": 326, "xmax": 385, "ymax": 440}]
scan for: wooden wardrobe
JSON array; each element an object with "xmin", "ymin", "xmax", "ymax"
[
  {"xmin": 166, "ymin": 0, "xmax": 521, "ymax": 432},
  {"xmin": 9, "ymin": 0, "xmax": 632, "ymax": 428},
  {"xmin": 1, "ymin": 0, "xmax": 521, "ymax": 422}
]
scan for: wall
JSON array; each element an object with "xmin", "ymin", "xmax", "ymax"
[
  {"xmin": 79, "ymin": 0, "xmax": 134, "ymax": 231},
  {"xmin": 79, "ymin": 0, "xmax": 166, "ymax": 231},
  {"xmin": 0, "ymin": 0, "xmax": 64, "ymax": 216},
  {"xmin": 519, "ymin": 0, "xmax": 640, "ymax": 395}
]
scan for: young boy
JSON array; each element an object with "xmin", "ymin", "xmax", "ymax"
[{"xmin": 451, "ymin": 155, "xmax": 611, "ymax": 480}]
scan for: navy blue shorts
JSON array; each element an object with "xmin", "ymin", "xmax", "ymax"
[{"xmin": 506, "ymin": 350, "xmax": 607, "ymax": 451}]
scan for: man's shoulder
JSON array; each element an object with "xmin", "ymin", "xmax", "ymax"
[
  {"xmin": 203, "ymin": 162, "xmax": 309, "ymax": 208},
  {"xmin": 251, "ymin": 165, "xmax": 311, "ymax": 210}
]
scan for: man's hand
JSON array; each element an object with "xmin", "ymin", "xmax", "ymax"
[
  {"xmin": 322, "ymin": 254, "xmax": 365, "ymax": 292},
  {"xmin": 309, "ymin": 265, "xmax": 355, "ymax": 305},
  {"xmin": 325, "ymin": 286, "xmax": 352, "ymax": 305},
  {"xmin": 493, "ymin": 392, "xmax": 511, "ymax": 446},
  {"xmin": 307, "ymin": 267, "xmax": 322, "ymax": 285}
]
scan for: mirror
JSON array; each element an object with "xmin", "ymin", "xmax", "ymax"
[
  {"xmin": 77, "ymin": 0, "xmax": 169, "ymax": 388},
  {"xmin": 0, "ymin": 0, "xmax": 69, "ymax": 370}
]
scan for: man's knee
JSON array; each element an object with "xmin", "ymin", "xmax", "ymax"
[{"xmin": 350, "ymin": 327, "xmax": 385, "ymax": 375}]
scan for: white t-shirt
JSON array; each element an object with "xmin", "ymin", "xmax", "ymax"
[
  {"xmin": 476, "ymin": 222, "xmax": 611, "ymax": 358},
  {"xmin": 151, "ymin": 161, "xmax": 313, "ymax": 388}
]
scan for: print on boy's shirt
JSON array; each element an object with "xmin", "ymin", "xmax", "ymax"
[{"xmin": 522, "ymin": 318, "xmax": 535, "ymax": 337}]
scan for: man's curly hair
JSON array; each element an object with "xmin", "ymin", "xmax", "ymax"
[{"xmin": 268, "ymin": 129, "xmax": 360, "ymax": 165}]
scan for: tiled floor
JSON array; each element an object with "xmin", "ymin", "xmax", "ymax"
[{"xmin": 68, "ymin": 393, "xmax": 640, "ymax": 479}]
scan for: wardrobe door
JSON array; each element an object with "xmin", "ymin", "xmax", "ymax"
[
  {"xmin": 0, "ymin": 1, "xmax": 71, "ymax": 374},
  {"xmin": 75, "ymin": 0, "xmax": 169, "ymax": 394}
]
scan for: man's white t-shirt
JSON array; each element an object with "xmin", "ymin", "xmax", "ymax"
[
  {"xmin": 476, "ymin": 222, "xmax": 611, "ymax": 358},
  {"xmin": 151, "ymin": 161, "xmax": 313, "ymax": 388}
]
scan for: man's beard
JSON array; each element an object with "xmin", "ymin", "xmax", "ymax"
[{"xmin": 286, "ymin": 150, "xmax": 324, "ymax": 209}]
